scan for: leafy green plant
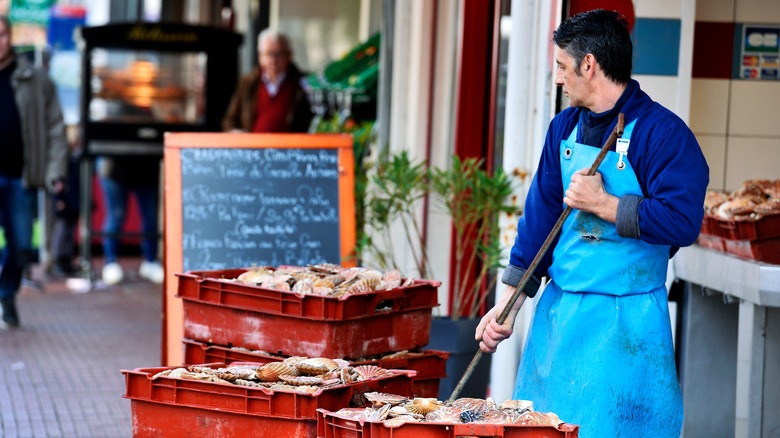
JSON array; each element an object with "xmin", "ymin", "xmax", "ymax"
[
  {"xmin": 429, "ymin": 157, "xmax": 520, "ymax": 320},
  {"xmin": 362, "ymin": 151, "xmax": 523, "ymax": 320},
  {"xmin": 362, "ymin": 150, "xmax": 431, "ymax": 277}
]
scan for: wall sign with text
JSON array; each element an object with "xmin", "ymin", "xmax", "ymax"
[{"xmin": 741, "ymin": 25, "xmax": 780, "ymax": 80}]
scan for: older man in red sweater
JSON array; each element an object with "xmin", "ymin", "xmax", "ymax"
[{"xmin": 223, "ymin": 29, "xmax": 313, "ymax": 133}]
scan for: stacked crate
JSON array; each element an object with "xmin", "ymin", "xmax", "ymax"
[
  {"xmin": 123, "ymin": 265, "xmax": 446, "ymax": 437},
  {"xmin": 174, "ymin": 266, "xmax": 447, "ymax": 396},
  {"xmin": 122, "ymin": 361, "xmax": 415, "ymax": 437},
  {"xmin": 699, "ymin": 214, "xmax": 780, "ymax": 264}
]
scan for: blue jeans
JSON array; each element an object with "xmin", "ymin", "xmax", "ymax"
[
  {"xmin": 0, "ymin": 177, "xmax": 36, "ymax": 300},
  {"xmin": 99, "ymin": 177, "xmax": 159, "ymax": 263}
]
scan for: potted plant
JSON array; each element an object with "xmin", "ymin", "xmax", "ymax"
[
  {"xmin": 362, "ymin": 152, "xmax": 524, "ymax": 398},
  {"xmin": 426, "ymin": 156, "xmax": 521, "ymax": 399}
]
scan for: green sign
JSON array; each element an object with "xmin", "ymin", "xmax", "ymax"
[{"xmin": 9, "ymin": 0, "xmax": 56, "ymax": 25}]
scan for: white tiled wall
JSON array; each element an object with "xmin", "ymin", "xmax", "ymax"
[
  {"xmin": 690, "ymin": 79, "xmax": 730, "ymax": 135},
  {"xmin": 725, "ymin": 137, "xmax": 780, "ymax": 188},
  {"xmin": 691, "ymin": 0, "xmax": 780, "ymax": 191},
  {"xmin": 635, "ymin": 0, "xmax": 682, "ymax": 19},
  {"xmin": 635, "ymin": 75, "xmax": 687, "ymax": 116},
  {"xmin": 728, "ymin": 81, "xmax": 780, "ymax": 137},
  {"xmin": 695, "ymin": 0, "xmax": 735, "ymax": 22},
  {"xmin": 736, "ymin": 0, "xmax": 780, "ymax": 23},
  {"xmin": 696, "ymin": 134, "xmax": 727, "ymax": 189}
]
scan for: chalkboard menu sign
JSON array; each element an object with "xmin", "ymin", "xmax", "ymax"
[
  {"xmin": 180, "ymin": 147, "xmax": 341, "ymax": 270},
  {"xmin": 163, "ymin": 133, "xmax": 355, "ymax": 365}
]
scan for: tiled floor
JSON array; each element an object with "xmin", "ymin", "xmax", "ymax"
[{"xmin": 0, "ymin": 258, "xmax": 161, "ymax": 438}]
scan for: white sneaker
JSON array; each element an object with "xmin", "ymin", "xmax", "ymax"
[
  {"xmin": 139, "ymin": 261, "xmax": 164, "ymax": 284},
  {"xmin": 102, "ymin": 262, "xmax": 124, "ymax": 285}
]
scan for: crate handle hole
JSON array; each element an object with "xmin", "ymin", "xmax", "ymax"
[{"xmin": 375, "ymin": 299, "xmax": 394, "ymax": 312}]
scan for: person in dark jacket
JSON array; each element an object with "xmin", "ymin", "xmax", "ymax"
[
  {"xmin": 0, "ymin": 16, "xmax": 69, "ymax": 328},
  {"xmin": 98, "ymin": 155, "xmax": 163, "ymax": 286},
  {"xmin": 222, "ymin": 28, "xmax": 313, "ymax": 133}
]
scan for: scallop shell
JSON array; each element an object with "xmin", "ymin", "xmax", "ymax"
[
  {"xmin": 180, "ymin": 372, "xmax": 231, "ymax": 384},
  {"xmin": 236, "ymin": 268, "xmax": 272, "ymax": 285},
  {"xmin": 450, "ymin": 397, "xmax": 495, "ymax": 413},
  {"xmin": 389, "ymin": 406, "xmax": 412, "ymax": 417},
  {"xmin": 363, "ymin": 392, "xmax": 409, "ymax": 407},
  {"xmin": 379, "ymin": 269, "xmax": 402, "ymax": 290},
  {"xmin": 216, "ymin": 365, "xmax": 258, "ymax": 381},
  {"xmin": 516, "ymin": 411, "xmax": 563, "ymax": 428},
  {"xmin": 260, "ymin": 276, "xmax": 291, "ymax": 291},
  {"xmin": 311, "ymin": 279, "xmax": 336, "ymax": 295},
  {"xmin": 498, "ymin": 399, "xmax": 533, "ymax": 412},
  {"xmin": 293, "ymin": 385, "xmax": 321, "ymax": 394},
  {"xmin": 233, "ymin": 378, "xmax": 265, "ymax": 387},
  {"xmin": 357, "ymin": 269, "xmax": 383, "ymax": 281},
  {"xmin": 321, "ymin": 378, "xmax": 342, "ymax": 386},
  {"xmin": 257, "ymin": 362, "xmax": 299, "ymax": 382},
  {"xmin": 480, "ymin": 410, "xmax": 515, "ymax": 424},
  {"xmin": 278, "ymin": 374, "xmax": 325, "ymax": 386},
  {"xmin": 424, "ymin": 405, "xmax": 461, "ymax": 423},
  {"xmin": 353, "ymin": 365, "xmax": 391, "ymax": 381},
  {"xmin": 338, "ymin": 267, "xmax": 362, "ymax": 282},
  {"xmin": 281, "ymin": 356, "xmax": 308, "ymax": 367},
  {"xmin": 340, "ymin": 367, "xmax": 356, "ymax": 384},
  {"xmin": 269, "ymin": 383, "xmax": 296, "ymax": 391},
  {"xmin": 406, "ymin": 397, "xmax": 443, "ymax": 415},
  {"xmin": 308, "ymin": 263, "xmax": 343, "ymax": 275},
  {"xmin": 322, "ymin": 274, "xmax": 345, "ymax": 286},
  {"xmin": 384, "ymin": 415, "xmax": 420, "ymax": 427},
  {"xmin": 296, "ymin": 357, "xmax": 340, "ymax": 375},
  {"xmin": 293, "ymin": 271, "xmax": 321, "ymax": 282},
  {"xmin": 367, "ymin": 403, "xmax": 392, "ymax": 422},
  {"xmin": 347, "ymin": 277, "xmax": 381, "ymax": 294},
  {"xmin": 187, "ymin": 365, "xmax": 217, "ymax": 375},
  {"xmin": 292, "ymin": 278, "xmax": 314, "ymax": 294}
]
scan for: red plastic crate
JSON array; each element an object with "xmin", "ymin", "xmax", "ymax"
[
  {"xmin": 123, "ymin": 363, "xmax": 416, "ymax": 438},
  {"xmin": 316, "ymin": 408, "xmax": 580, "ymax": 438},
  {"xmin": 176, "ymin": 269, "xmax": 440, "ymax": 358},
  {"xmin": 715, "ymin": 214, "xmax": 780, "ymax": 241},
  {"xmin": 700, "ymin": 215, "xmax": 718, "ymax": 236},
  {"xmin": 182, "ymin": 338, "xmax": 449, "ymax": 398},
  {"xmin": 697, "ymin": 233, "xmax": 726, "ymax": 252},
  {"xmin": 723, "ymin": 238, "xmax": 780, "ymax": 264}
]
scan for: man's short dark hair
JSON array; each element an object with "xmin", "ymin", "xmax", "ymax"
[{"xmin": 552, "ymin": 9, "xmax": 632, "ymax": 85}]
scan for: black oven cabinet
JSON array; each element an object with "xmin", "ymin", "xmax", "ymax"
[{"xmin": 79, "ymin": 23, "xmax": 243, "ymax": 157}]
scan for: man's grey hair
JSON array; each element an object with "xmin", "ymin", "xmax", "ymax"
[{"xmin": 257, "ymin": 28, "xmax": 292, "ymax": 54}]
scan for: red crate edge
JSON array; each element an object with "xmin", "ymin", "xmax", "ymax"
[
  {"xmin": 175, "ymin": 268, "xmax": 441, "ymax": 321},
  {"xmin": 316, "ymin": 408, "xmax": 580, "ymax": 438},
  {"xmin": 122, "ymin": 363, "xmax": 416, "ymax": 420}
]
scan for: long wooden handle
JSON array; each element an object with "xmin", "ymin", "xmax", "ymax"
[{"xmin": 447, "ymin": 113, "xmax": 625, "ymax": 403}]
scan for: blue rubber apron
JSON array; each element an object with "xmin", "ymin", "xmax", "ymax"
[{"xmin": 514, "ymin": 121, "xmax": 683, "ymax": 437}]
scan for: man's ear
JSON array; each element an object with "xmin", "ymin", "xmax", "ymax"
[{"xmin": 581, "ymin": 53, "xmax": 596, "ymax": 77}]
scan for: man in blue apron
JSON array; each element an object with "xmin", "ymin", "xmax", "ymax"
[{"xmin": 475, "ymin": 9, "xmax": 708, "ymax": 437}]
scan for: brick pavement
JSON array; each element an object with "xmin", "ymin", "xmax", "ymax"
[{"xmin": 0, "ymin": 258, "xmax": 161, "ymax": 438}]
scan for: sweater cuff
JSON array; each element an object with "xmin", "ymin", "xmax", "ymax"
[
  {"xmin": 501, "ymin": 264, "xmax": 543, "ymax": 298},
  {"xmin": 616, "ymin": 194, "xmax": 643, "ymax": 239}
]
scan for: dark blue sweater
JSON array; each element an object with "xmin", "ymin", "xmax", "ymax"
[{"xmin": 507, "ymin": 80, "xmax": 709, "ymax": 285}]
